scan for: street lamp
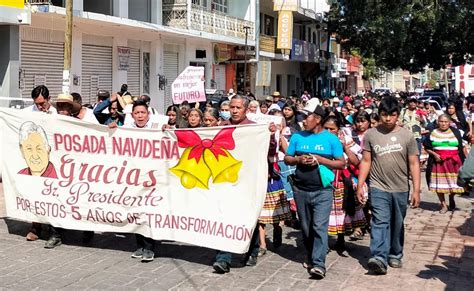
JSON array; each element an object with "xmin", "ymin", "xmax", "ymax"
[{"xmin": 243, "ymin": 25, "xmax": 251, "ymax": 93}]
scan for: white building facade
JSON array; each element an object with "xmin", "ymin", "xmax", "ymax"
[
  {"xmin": 0, "ymin": 0, "xmax": 256, "ymax": 112},
  {"xmin": 0, "ymin": 0, "xmax": 334, "ymax": 109}
]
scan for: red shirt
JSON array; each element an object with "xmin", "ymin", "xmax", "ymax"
[{"xmin": 18, "ymin": 162, "xmax": 58, "ymax": 178}]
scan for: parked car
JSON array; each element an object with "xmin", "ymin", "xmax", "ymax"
[
  {"xmin": 373, "ymin": 87, "xmax": 392, "ymax": 95},
  {"xmin": 417, "ymin": 95, "xmax": 446, "ymax": 111},
  {"xmin": 422, "ymin": 89, "xmax": 448, "ymax": 106},
  {"xmin": 205, "ymin": 89, "xmax": 226, "ymax": 105}
]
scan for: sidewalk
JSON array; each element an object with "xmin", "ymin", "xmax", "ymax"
[{"xmin": 0, "ymin": 182, "xmax": 472, "ymax": 290}]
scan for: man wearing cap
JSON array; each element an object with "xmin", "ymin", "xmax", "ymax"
[
  {"xmin": 71, "ymin": 93, "xmax": 100, "ymax": 124},
  {"xmin": 264, "ymin": 96, "xmax": 273, "ymax": 109},
  {"xmin": 284, "ymin": 105, "xmax": 345, "ymax": 279},
  {"xmin": 54, "ymin": 93, "xmax": 82, "ymax": 116},
  {"xmin": 25, "ymin": 85, "xmax": 57, "ymax": 114},
  {"xmin": 94, "ymin": 90, "xmax": 111, "ymax": 110},
  {"xmin": 332, "ymin": 97, "xmax": 341, "ymax": 111},
  {"xmin": 272, "ymin": 91, "xmax": 285, "ymax": 109},
  {"xmin": 400, "ymin": 97, "xmax": 425, "ymax": 152}
]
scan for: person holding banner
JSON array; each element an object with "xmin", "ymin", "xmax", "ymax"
[
  {"xmin": 203, "ymin": 108, "xmax": 220, "ymax": 127},
  {"xmin": 219, "ymin": 101, "xmax": 231, "ymax": 123},
  {"xmin": 109, "ymin": 100, "xmax": 156, "ymax": 261},
  {"xmin": 284, "ymin": 105, "xmax": 345, "ymax": 280},
  {"xmin": 165, "ymin": 105, "xmax": 185, "ymax": 129},
  {"xmin": 212, "ymin": 95, "xmax": 261, "ymax": 274},
  {"xmin": 24, "ymin": 85, "xmax": 57, "ymax": 115},
  {"xmin": 93, "ymin": 93, "xmax": 125, "ymax": 126},
  {"xmin": 186, "ymin": 108, "xmax": 204, "ymax": 128},
  {"xmin": 23, "ymin": 85, "xmax": 57, "ymax": 241}
]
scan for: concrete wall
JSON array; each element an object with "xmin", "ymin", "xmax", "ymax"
[
  {"xmin": 184, "ymin": 39, "xmax": 212, "ymax": 89},
  {"xmin": 255, "ymin": 60, "xmax": 300, "ymax": 98}
]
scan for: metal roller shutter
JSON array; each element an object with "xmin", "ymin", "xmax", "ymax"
[
  {"xmin": 214, "ymin": 64, "xmax": 226, "ymax": 91},
  {"xmin": 20, "ymin": 41, "xmax": 64, "ymax": 99},
  {"xmin": 163, "ymin": 51, "xmax": 179, "ymax": 110},
  {"xmin": 127, "ymin": 48, "xmax": 140, "ymax": 97},
  {"xmin": 82, "ymin": 45, "xmax": 113, "ymax": 105}
]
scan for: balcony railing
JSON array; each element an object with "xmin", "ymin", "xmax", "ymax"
[
  {"xmin": 259, "ymin": 34, "xmax": 282, "ymax": 55},
  {"xmin": 25, "ymin": 0, "xmax": 50, "ymax": 4},
  {"xmin": 163, "ymin": 1, "xmax": 254, "ymax": 40}
]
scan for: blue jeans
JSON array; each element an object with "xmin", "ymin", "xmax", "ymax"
[
  {"xmin": 369, "ymin": 187, "xmax": 409, "ymax": 266},
  {"xmin": 215, "ymin": 223, "xmax": 260, "ymax": 264},
  {"xmin": 293, "ymin": 187, "xmax": 333, "ymax": 271}
]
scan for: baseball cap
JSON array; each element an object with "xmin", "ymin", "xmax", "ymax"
[
  {"xmin": 97, "ymin": 90, "xmax": 110, "ymax": 99},
  {"xmin": 299, "ymin": 104, "xmax": 326, "ymax": 118}
]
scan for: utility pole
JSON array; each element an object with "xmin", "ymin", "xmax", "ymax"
[
  {"xmin": 62, "ymin": 0, "xmax": 73, "ymax": 94},
  {"xmin": 243, "ymin": 25, "xmax": 250, "ymax": 93}
]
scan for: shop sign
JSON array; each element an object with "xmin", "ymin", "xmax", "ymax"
[{"xmin": 277, "ymin": 11, "xmax": 293, "ymax": 49}]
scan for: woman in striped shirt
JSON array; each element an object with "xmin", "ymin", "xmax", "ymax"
[{"xmin": 424, "ymin": 114, "xmax": 466, "ymax": 214}]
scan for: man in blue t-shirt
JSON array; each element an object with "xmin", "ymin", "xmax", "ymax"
[{"xmin": 284, "ymin": 105, "xmax": 345, "ymax": 280}]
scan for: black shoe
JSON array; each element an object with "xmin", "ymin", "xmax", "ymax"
[
  {"xmin": 388, "ymin": 258, "xmax": 403, "ymax": 268},
  {"xmin": 335, "ymin": 240, "xmax": 346, "ymax": 255},
  {"xmin": 131, "ymin": 248, "xmax": 143, "ymax": 259},
  {"xmin": 448, "ymin": 198, "xmax": 456, "ymax": 211},
  {"xmin": 308, "ymin": 267, "xmax": 326, "ymax": 280},
  {"xmin": 212, "ymin": 261, "xmax": 230, "ymax": 274},
  {"xmin": 245, "ymin": 256, "xmax": 258, "ymax": 266},
  {"xmin": 368, "ymin": 258, "xmax": 387, "ymax": 275},
  {"xmin": 273, "ymin": 226, "xmax": 282, "ymax": 248},
  {"xmin": 141, "ymin": 249, "xmax": 154, "ymax": 262},
  {"xmin": 44, "ymin": 236, "xmax": 62, "ymax": 249},
  {"xmin": 82, "ymin": 231, "xmax": 94, "ymax": 244}
]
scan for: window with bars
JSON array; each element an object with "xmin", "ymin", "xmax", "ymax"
[
  {"xmin": 192, "ymin": 0, "xmax": 208, "ymax": 7},
  {"xmin": 211, "ymin": 0, "xmax": 228, "ymax": 13},
  {"xmin": 142, "ymin": 52, "xmax": 150, "ymax": 94}
]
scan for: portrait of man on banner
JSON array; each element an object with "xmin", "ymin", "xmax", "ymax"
[{"xmin": 17, "ymin": 121, "xmax": 58, "ymax": 178}]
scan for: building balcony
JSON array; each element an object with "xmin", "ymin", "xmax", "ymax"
[
  {"xmin": 26, "ymin": 0, "xmax": 50, "ymax": 4},
  {"xmin": 259, "ymin": 34, "xmax": 282, "ymax": 55},
  {"xmin": 162, "ymin": 0, "xmax": 254, "ymax": 40}
]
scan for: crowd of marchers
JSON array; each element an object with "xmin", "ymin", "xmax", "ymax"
[{"xmin": 17, "ymin": 84, "xmax": 474, "ymax": 280}]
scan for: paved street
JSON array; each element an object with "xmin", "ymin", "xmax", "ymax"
[{"xmin": 0, "ymin": 182, "xmax": 472, "ymax": 290}]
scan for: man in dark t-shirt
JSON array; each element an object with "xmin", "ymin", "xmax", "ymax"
[{"xmin": 285, "ymin": 105, "xmax": 345, "ymax": 279}]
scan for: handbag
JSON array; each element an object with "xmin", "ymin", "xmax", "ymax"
[{"xmin": 314, "ymin": 156, "xmax": 335, "ymax": 188}]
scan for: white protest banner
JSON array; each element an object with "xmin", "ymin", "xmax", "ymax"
[
  {"xmin": 172, "ymin": 66, "xmax": 206, "ymax": 105},
  {"xmin": 117, "ymin": 46, "xmax": 131, "ymax": 71},
  {"xmin": 0, "ymin": 109, "xmax": 269, "ymax": 253},
  {"xmin": 247, "ymin": 113, "xmax": 284, "ymax": 126}
]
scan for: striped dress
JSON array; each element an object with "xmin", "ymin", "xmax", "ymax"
[{"xmin": 428, "ymin": 128, "xmax": 464, "ymax": 194}]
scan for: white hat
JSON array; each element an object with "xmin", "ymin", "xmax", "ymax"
[
  {"xmin": 304, "ymin": 97, "xmax": 320, "ymax": 112},
  {"xmin": 268, "ymin": 104, "xmax": 282, "ymax": 112},
  {"xmin": 332, "ymin": 97, "xmax": 340, "ymax": 103}
]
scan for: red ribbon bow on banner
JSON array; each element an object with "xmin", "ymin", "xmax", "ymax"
[{"xmin": 174, "ymin": 128, "xmax": 236, "ymax": 162}]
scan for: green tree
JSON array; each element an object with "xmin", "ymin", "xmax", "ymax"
[{"xmin": 328, "ymin": 0, "xmax": 474, "ymax": 73}]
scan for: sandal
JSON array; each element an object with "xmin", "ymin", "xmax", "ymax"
[
  {"xmin": 439, "ymin": 207, "xmax": 448, "ymax": 214},
  {"xmin": 350, "ymin": 229, "xmax": 364, "ymax": 241},
  {"xmin": 258, "ymin": 247, "xmax": 267, "ymax": 257},
  {"xmin": 302, "ymin": 262, "xmax": 313, "ymax": 269}
]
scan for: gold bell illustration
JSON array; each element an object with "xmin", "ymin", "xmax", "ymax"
[
  {"xmin": 203, "ymin": 148, "xmax": 242, "ymax": 184},
  {"xmin": 170, "ymin": 147, "xmax": 212, "ymax": 189}
]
